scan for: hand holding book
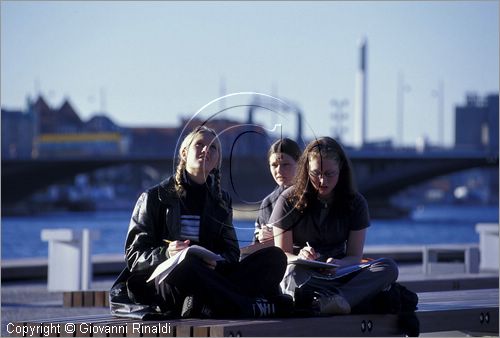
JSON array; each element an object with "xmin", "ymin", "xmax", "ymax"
[
  {"xmin": 164, "ymin": 239, "xmax": 190, "ymax": 258},
  {"xmin": 289, "ymin": 242, "xmax": 372, "ymax": 280},
  {"xmin": 147, "ymin": 245, "xmax": 224, "ymax": 284},
  {"xmin": 292, "ymin": 242, "xmax": 339, "ymax": 271}
]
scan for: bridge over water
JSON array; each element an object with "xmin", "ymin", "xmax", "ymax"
[{"xmin": 2, "ymin": 149, "xmax": 498, "ymax": 209}]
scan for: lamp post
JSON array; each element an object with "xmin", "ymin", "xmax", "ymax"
[
  {"xmin": 432, "ymin": 80, "xmax": 444, "ymax": 146},
  {"xmin": 397, "ymin": 72, "xmax": 411, "ymax": 147},
  {"xmin": 330, "ymin": 99, "xmax": 349, "ymax": 142}
]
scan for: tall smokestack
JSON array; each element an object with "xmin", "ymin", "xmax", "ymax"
[{"xmin": 354, "ymin": 37, "xmax": 367, "ymax": 148}]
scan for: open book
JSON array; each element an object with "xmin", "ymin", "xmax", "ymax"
[
  {"xmin": 288, "ymin": 258, "xmax": 340, "ymax": 269},
  {"xmin": 147, "ymin": 245, "xmax": 224, "ymax": 284},
  {"xmin": 288, "ymin": 258, "xmax": 372, "ymax": 279}
]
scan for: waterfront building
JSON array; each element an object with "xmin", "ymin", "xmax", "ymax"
[
  {"xmin": 455, "ymin": 93, "xmax": 499, "ymax": 151},
  {"xmin": 1, "ymin": 104, "xmax": 34, "ymax": 159}
]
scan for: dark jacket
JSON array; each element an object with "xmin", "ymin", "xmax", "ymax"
[{"xmin": 110, "ymin": 174, "xmax": 240, "ymax": 319}]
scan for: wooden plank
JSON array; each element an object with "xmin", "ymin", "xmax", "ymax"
[
  {"xmin": 89, "ymin": 323, "xmax": 129, "ymax": 337},
  {"xmin": 61, "ymin": 280, "xmax": 498, "ymax": 309},
  {"xmin": 59, "ymin": 326, "xmax": 75, "ymax": 337},
  {"xmin": 221, "ymin": 315, "xmax": 403, "ymax": 337},
  {"xmin": 26, "ymin": 323, "xmax": 43, "ymax": 337},
  {"xmin": 94, "ymin": 291, "xmax": 105, "ymax": 307},
  {"xmin": 41, "ymin": 323, "xmax": 60, "ymax": 337},
  {"xmin": 418, "ymin": 307, "xmax": 499, "ymax": 334},
  {"xmin": 63, "ymin": 292, "xmax": 73, "ymax": 307},
  {"xmin": 158, "ymin": 322, "xmax": 175, "ymax": 337},
  {"xmin": 418, "ymin": 288, "xmax": 498, "ymax": 308},
  {"xmin": 125, "ymin": 323, "xmax": 142, "ymax": 337},
  {"xmin": 193, "ymin": 326, "xmax": 209, "ymax": 336},
  {"xmin": 175, "ymin": 325, "xmax": 193, "ymax": 337},
  {"xmin": 400, "ymin": 276, "xmax": 498, "ymax": 292},
  {"xmin": 74, "ymin": 323, "xmax": 92, "ymax": 337},
  {"xmin": 72, "ymin": 292, "xmax": 83, "ymax": 308},
  {"xmin": 108, "ymin": 323, "xmax": 128, "ymax": 337},
  {"xmin": 9, "ymin": 289, "xmax": 499, "ymax": 337},
  {"xmin": 126, "ymin": 322, "xmax": 173, "ymax": 337},
  {"xmin": 208, "ymin": 326, "xmax": 224, "ymax": 337},
  {"xmin": 83, "ymin": 291, "xmax": 94, "ymax": 307},
  {"xmin": 143, "ymin": 323, "xmax": 169, "ymax": 337}
]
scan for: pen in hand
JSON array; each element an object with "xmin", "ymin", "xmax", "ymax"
[
  {"xmin": 301, "ymin": 241, "xmax": 317, "ymax": 260},
  {"xmin": 305, "ymin": 242, "xmax": 320, "ymax": 260}
]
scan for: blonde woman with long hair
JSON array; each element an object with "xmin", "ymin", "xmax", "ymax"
[{"xmin": 110, "ymin": 125, "xmax": 292, "ymax": 319}]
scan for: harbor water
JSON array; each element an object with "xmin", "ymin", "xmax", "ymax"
[{"xmin": 2, "ymin": 204, "xmax": 498, "ymax": 260}]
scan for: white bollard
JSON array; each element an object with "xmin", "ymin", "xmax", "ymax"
[
  {"xmin": 41, "ymin": 228, "xmax": 100, "ymax": 291},
  {"xmin": 475, "ymin": 223, "xmax": 499, "ymax": 271}
]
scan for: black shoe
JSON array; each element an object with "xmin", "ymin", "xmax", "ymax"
[
  {"xmin": 311, "ymin": 292, "xmax": 351, "ymax": 315},
  {"xmin": 294, "ymin": 286, "xmax": 315, "ymax": 315},
  {"xmin": 181, "ymin": 295, "xmax": 213, "ymax": 318},
  {"xmin": 251, "ymin": 294, "xmax": 294, "ymax": 318}
]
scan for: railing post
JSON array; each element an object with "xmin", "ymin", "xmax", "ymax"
[{"xmin": 41, "ymin": 228, "xmax": 100, "ymax": 291}]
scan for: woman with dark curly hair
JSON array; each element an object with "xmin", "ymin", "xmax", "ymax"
[{"xmin": 269, "ymin": 137, "xmax": 399, "ymax": 315}]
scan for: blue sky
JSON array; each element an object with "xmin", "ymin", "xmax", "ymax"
[{"xmin": 1, "ymin": 1, "xmax": 498, "ymax": 146}]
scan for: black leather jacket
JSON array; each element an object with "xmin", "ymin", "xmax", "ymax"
[{"xmin": 110, "ymin": 174, "xmax": 240, "ymax": 319}]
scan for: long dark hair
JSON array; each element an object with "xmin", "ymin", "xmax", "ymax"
[
  {"xmin": 290, "ymin": 137, "xmax": 356, "ymax": 213},
  {"xmin": 267, "ymin": 137, "xmax": 301, "ymax": 162}
]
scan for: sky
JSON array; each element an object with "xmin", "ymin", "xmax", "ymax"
[{"xmin": 1, "ymin": 1, "xmax": 498, "ymax": 147}]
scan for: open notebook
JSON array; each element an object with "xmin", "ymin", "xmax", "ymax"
[
  {"xmin": 147, "ymin": 245, "xmax": 224, "ymax": 284},
  {"xmin": 288, "ymin": 258, "xmax": 372, "ymax": 279}
]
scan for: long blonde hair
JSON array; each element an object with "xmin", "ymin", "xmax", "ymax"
[{"xmin": 174, "ymin": 125, "xmax": 223, "ymax": 200}]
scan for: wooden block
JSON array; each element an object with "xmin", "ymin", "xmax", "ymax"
[
  {"xmin": 142, "ymin": 323, "xmax": 173, "ymax": 337},
  {"xmin": 193, "ymin": 326, "xmax": 209, "ymax": 337},
  {"xmin": 107, "ymin": 324, "xmax": 127, "ymax": 337},
  {"xmin": 63, "ymin": 292, "xmax": 73, "ymax": 307},
  {"xmin": 59, "ymin": 327, "xmax": 76, "ymax": 337},
  {"xmin": 41, "ymin": 323, "xmax": 60, "ymax": 337},
  {"xmin": 72, "ymin": 291, "xmax": 83, "ymax": 307},
  {"xmin": 86, "ymin": 323, "xmax": 126, "ymax": 337},
  {"xmin": 125, "ymin": 323, "xmax": 142, "ymax": 337},
  {"xmin": 208, "ymin": 326, "xmax": 224, "ymax": 337},
  {"xmin": 104, "ymin": 292, "xmax": 110, "ymax": 307},
  {"xmin": 76, "ymin": 323, "xmax": 94, "ymax": 337},
  {"xmin": 94, "ymin": 291, "xmax": 105, "ymax": 307},
  {"xmin": 175, "ymin": 325, "xmax": 192, "ymax": 337},
  {"xmin": 158, "ymin": 322, "xmax": 174, "ymax": 337},
  {"xmin": 221, "ymin": 315, "xmax": 402, "ymax": 337},
  {"xmin": 83, "ymin": 291, "xmax": 94, "ymax": 307},
  {"xmin": 26, "ymin": 323, "xmax": 43, "ymax": 337},
  {"xmin": 418, "ymin": 308, "xmax": 499, "ymax": 334},
  {"xmin": 59, "ymin": 323, "xmax": 77, "ymax": 337}
]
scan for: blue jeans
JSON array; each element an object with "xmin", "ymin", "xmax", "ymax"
[{"xmin": 281, "ymin": 257, "xmax": 399, "ymax": 308}]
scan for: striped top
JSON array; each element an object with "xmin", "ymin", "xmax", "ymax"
[{"xmin": 180, "ymin": 214, "xmax": 201, "ymax": 242}]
